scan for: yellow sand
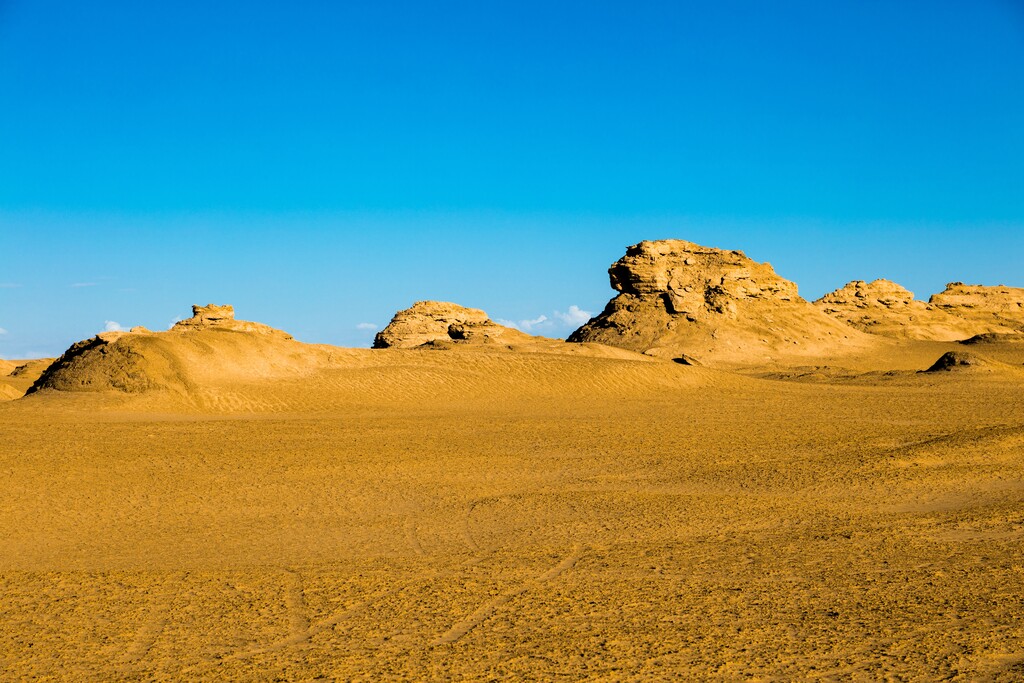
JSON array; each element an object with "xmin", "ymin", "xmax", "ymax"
[{"xmin": 1, "ymin": 339, "xmax": 1023, "ymax": 680}]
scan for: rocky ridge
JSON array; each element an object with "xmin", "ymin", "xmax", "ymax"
[{"xmin": 816, "ymin": 280, "xmax": 1024, "ymax": 341}]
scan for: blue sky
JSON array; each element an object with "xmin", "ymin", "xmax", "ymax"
[{"xmin": 2, "ymin": 1, "xmax": 1022, "ymax": 358}]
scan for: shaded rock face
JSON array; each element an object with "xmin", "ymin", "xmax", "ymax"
[
  {"xmin": 816, "ymin": 281, "xmax": 1024, "ymax": 341},
  {"xmin": 569, "ymin": 240, "xmax": 868, "ymax": 366},
  {"xmin": 373, "ymin": 301, "xmax": 534, "ymax": 349},
  {"xmin": 28, "ymin": 335, "xmax": 166, "ymax": 394},
  {"xmin": 172, "ymin": 304, "xmax": 292, "ymax": 339}
]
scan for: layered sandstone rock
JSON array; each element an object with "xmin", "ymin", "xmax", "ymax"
[
  {"xmin": 568, "ymin": 239, "xmax": 874, "ymax": 366},
  {"xmin": 373, "ymin": 301, "xmax": 538, "ymax": 349},
  {"xmin": 816, "ymin": 281, "xmax": 1024, "ymax": 341},
  {"xmin": 930, "ymin": 283, "xmax": 1024, "ymax": 315}
]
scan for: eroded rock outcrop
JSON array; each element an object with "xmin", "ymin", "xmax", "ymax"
[
  {"xmin": 816, "ymin": 281, "xmax": 1024, "ymax": 341},
  {"xmin": 569, "ymin": 239, "xmax": 873, "ymax": 366},
  {"xmin": 373, "ymin": 301, "xmax": 538, "ymax": 349}
]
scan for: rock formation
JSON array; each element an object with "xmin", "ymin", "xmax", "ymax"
[
  {"xmin": 568, "ymin": 239, "xmax": 874, "ymax": 366},
  {"xmin": 373, "ymin": 301, "xmax": 540, "ymax": 349},
  {"xmin": 816, "ymin": 281, "xmax": 1024, "ymax": 341}
]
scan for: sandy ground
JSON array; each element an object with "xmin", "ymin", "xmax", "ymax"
[{"xmin": 1, "ymin": 343, "xmax": 1023, "ymax": 680}]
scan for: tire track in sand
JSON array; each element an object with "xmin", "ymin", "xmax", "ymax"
[
  {"xmin": 431, "ymin": 545, "xmax": 586, "ymax": 646},
  {"xmin": 119, "ymin": 571, "xmax": 187, "ymax": 667},
  {"xmin": 462, "ymin": 501, "xmax": 481, "ymax": 552},
  {"xmin": 184, "ymin": 547, "xmax": 500, "ymax": 672},
  {"xmin": 281, "ymin": 568, "xmax": 310, "ymax": 638}
]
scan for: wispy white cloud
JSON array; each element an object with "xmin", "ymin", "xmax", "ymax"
[
  {"xmin": 518, "ymin": 314, "xmax": 548, "ymax": 332},
  {"xmin": 0, "ymin": 327, "xmax": 7, "ymax": 336},
  {"xmin": 555, "ymin": 305, "xmax": 593, "ymax": 326},
  {"xmin": 355, "ymin": 322, "xmax": 378, "ymax": 331},
  {"xmin": 104, "ymin": 320, "xmax": 125, "ymax": 332},
  {"xmin": 71, "ymin": 282, "xmax": 97, "ymax": 288},
  {"xmin": 496, "ymin": 306, "xmax": 592, "ymax": 334},
  {"xmin": 0, "ymin": 283, "xmax": 22, "ymax": 289}
]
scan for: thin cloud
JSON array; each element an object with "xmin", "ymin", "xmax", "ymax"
[
  {"xmin": 0, "ymin": 283, "xmax": 22, "ymax": 289},
  {"xmin": 518, "ymin": 314, "xmax": 549, "ymax": 332},
  {"xmin": 71, "ymin": 282, "xmax": 98, "ymax": 288},
  {"xmin": 0, "ymin": 327, "xmax": 7, "ymax": 335},
  {"xmin": 497, "ymin": 307, "xmax": 592, "ymax": 333},
  {"xmin": 356, "ymin": 322, "xmax": 378, "ymax": 331},
  {"xmin": 104, "ymin": 320, "xmax": 125, "ymax": 332}
]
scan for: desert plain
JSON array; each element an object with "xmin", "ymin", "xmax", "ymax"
[{"xmin": 2, "ymin": 239, "xmax": 1023, "ymax": 681}]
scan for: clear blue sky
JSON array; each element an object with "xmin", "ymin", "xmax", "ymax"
[{"xmin": 2, "ymin": 1, "xmax": 1022, "ymax": 358}]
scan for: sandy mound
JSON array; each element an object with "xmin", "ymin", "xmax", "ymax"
[
  {"xmin": 568, "ymin": 239, "xmax": 878, "ymax": 367},
  {"xmin": 28, "ymin": 304, "xmax": 332, "ymax": 396},
  {"xmin": 959, "ymin": 332, "xmax": 1024, "ymax": 345},
  {"xmin": 23, "ymin": 302, "xmax": 699, "ymax": 410},
  {"xmin": 817, "ymin": 280, "xmax": 1024, "ymax": 341},
  {"xmin": 373, "ymin": 301, "xmax": 547, "ymax": 349}
]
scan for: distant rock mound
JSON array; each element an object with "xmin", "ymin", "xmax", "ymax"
[
  {"xmin": 373, "ymin": 301, "xmax": 539, "ymax": 349},
  {"xmin": 816, "ymin": 281, "xmax": 1024, "ymax": 341},
  {"xmin": 0, "ymin": 358, "xmax": 56, "ymax": 401},
  {"xmin": 568, "ymin": 239, "xmax": 873, "ymax": 366},
  {"xmin": 172, "ymin": 303, "xmax": 292, "ymax": 338},
  {"xmin": 28, "ymin": 304, "xmax": 316, "ymax": 395},
  {"xmin": 959, "ymin": 332, "xmax": 1024, "ymax": 345},
  {"xmin": 925, "ymin": 351, "xmax": 990, "ymax": 373},
  {"xmin": 930, "ymin": 282, "xmax": 1024, "ymax": 317}
]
